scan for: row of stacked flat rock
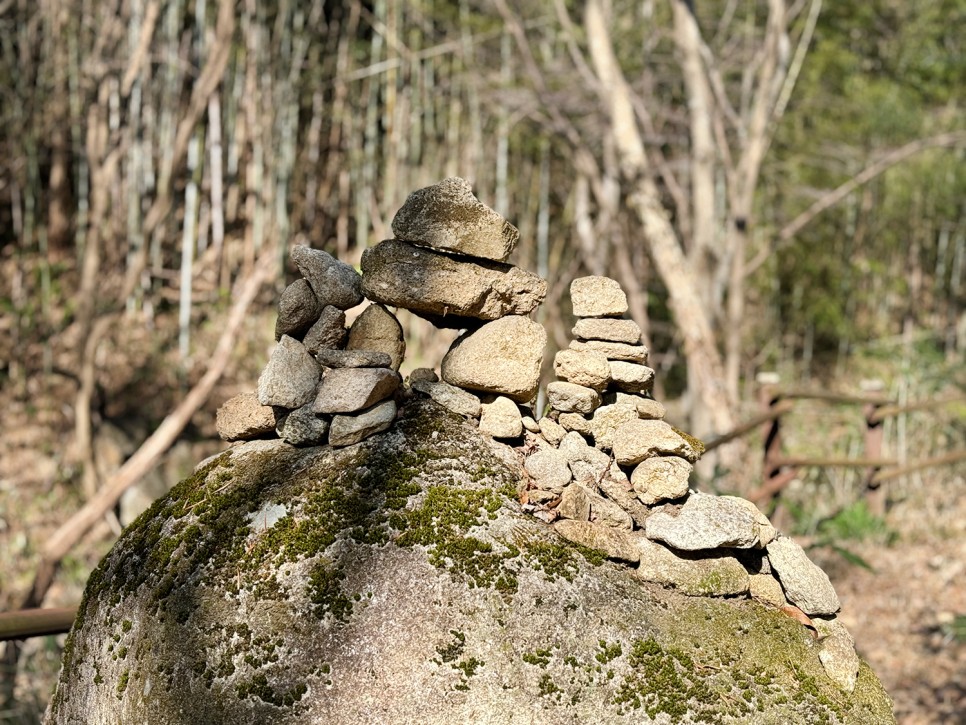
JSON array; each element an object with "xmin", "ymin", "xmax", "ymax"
[{"xmin": 215, "ymin": 177, "xmax": 860, "ymax": 693}]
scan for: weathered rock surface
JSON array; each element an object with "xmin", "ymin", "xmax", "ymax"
[
  {"xmin": 291, "ymin": 245, "xmax": 363, "ymax": 310},
  {"xmin": 644, "ymin": 493, "xmax": 766, "ymax": 551},
  {"xmin": 631, "ymin": 455, "xmax": 692, "ymax": 505},
  {"xmin": 524, "ymin": 448, "xmax": 572, "ymax": 493},
  {"xmin": 328, "ymin": 400, "xmax": 397, "ymax": 447},
  {"xmin": 391, "ymin": 177, "xmax": 519, "ymax": 261},
  {"xmin": 605, "ymin": 394, "xmax": 665, "ymax": 420},
  {"xmin": 553, "ymin": 520, "xmax": 639, "ymax": 563},
  {"xmin": 546, "ymin": 381, "xmax": 601, "ymax": 414},
  {"xmin": 590, "ymin": 404, "xmax": 640, "ymax": 451},
  {"xmin": 634, "ymin": 535, "xmax": 751, "ymax": 597},
  {"xmin": 558, "ymin": 432, "xmax": 611, "ymax": 484},
  {"xmin": 257, "ymin": 336, "xmax": 321, "ymax": 409},
  {"xmin": 216, "ymin": 392, "xmax": 277, "ymax": 441},
  {"xmin": 570, "ymin": 276, "xmax": 628, "ymax": 317},
  {"xmin": 361, "ymin": 239, "xmax": 546, "ymax": 325},
  {"xmin": 275, "ymin": 403, "xmax": 329, "ymax": 446},
  {"xmin": 608, "ymin": 361, "xmax": 655, "ymax": 394},
  {"xmin": 314, "ymin": 349, "xmax": 393, "ymax": 369},
  {"xmin": 612, "ymin": 419, "xmax": 698, "ymax": 466},
  {"xmin": 411, "ymin": 380, "xmax": 481, "ymax": 417},
  {"xmin": 814, "ymin": 616, "xmax": 861, "ymax": 693},
  {"xmin": 48, "ymin": 402, "xmax": 893, "ymax": 725},
  {"xmin": 571, "ymin": 339, "xmax": 649, "ymax": 364},
  {"xmin": 274, "ymin": 279, "xmax": 322, "ymax": 340},
  {"xmin": 572, "ymin": 318, "xmax": 642, "ymax": 344},
  {"xmin": 441, "ymin": 316, "xmax": 546, "ymax": 402},
  {"xmin": 346, "ymin": 304, "xmax": 406, "ymax": 371},
  {"xmin": 553, "ymin": 349, "xmax": 610, "ymax": 392},
  {"xmin": 537, "ymin": 416, "xmax": 566, "ymax": 446},
  {"xmin": 766, "ymin": 536, "xmax": 842, "ymax": 616},
  {"xmin": 313, "ymin": 367, "xmax": 400, "ymax": 414},
  {"xmin": 478, "ymin": 396, "xmax": 523, "ymax": 439},
  {"xmin": 302, "ymin": 305, "xmax": 347, "ymax": 354}
]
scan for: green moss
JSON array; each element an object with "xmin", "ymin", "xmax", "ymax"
[
  {"xmin": 595, "ymin": 640, "xmax": 622, "ymax": 665},
  {"xmin": 435, "ymin": 630, "xmax": 466, "ymax": 664},
  {"xmin": 116, "ymin": 670, "xmax": 130, "ymax": 698},
  {"xmin": 671, "ymin": 426, "xmax": 706, "ymax": 459},
  {"xmin": 121, "ymin": 619, "xmax": 132, "ymax": 632},
  {"xmin": 538, "ymin": 673, "xmax": 563, "ymax": 699},
  {"xmin": 522, "ymin": 647, "xmax": 553, "ymax": 668}
]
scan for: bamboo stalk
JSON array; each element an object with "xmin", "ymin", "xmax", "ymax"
[{"xmin": 0, "ymin": 608, "xmax": 78, "ymax": 642}]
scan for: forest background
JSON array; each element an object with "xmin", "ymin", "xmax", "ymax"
[{"xmin": 0, "ymin": 0, "xmax": 964, "ymax": 722}]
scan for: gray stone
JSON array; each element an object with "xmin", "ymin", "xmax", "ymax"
[
  {"xmin": 557, "ymin": 413, "xmax": 593, "ymax": 437},
  {"xmin": 302, "ymin": 305, "xmax": 347, "ymax": 354},
  {"xmin": 749, "ymin": 574, "xmax": 788, "ymax": 609},
  {"xmin": 390, "ymin": 177, "xmax": 519, "ymax": 261},
  {"xmin": 346, "ymin": 304, "xmax": 406, "ymax": 371},
  {"xmin": 553, "ymin": 520, "xmax": 639, "ymax": 563},
  {"xmin": 590, "ymin": 404, "xmax": 640, "ymax": 451},
  {"xmin": 546, "ymin": 381, "xmax": 601, "ymax": 414},
  {"xmin": 275, "ymin": 279, "xmax": 322, "ymax": 340},
  {"xmin": 766, "ymin": 536, "xmax": 842, "ymax": 616},
  {"xmin": 572, "ymin": 318, "xmax": 642, "ymax": 344},
  {"xmin": 440, "ymin": 316, "xmax": 546, "ymax": 402},
  {"xmin": 612, "ymin": 419, "xmax": 698, "ymax": 466},
  {"xmin": 557, "ymin": 483, "xmax": 592, "ymax": 521},
  {"xmin": 645, "ymin": 493, "xmax": 764, "ymax": 550},
  {"xmin": 411, "ymin": 380, "xmax": 481, "ymax": 418},
  {"xmin": 553, "ymin": 348, "xmax": 610, "ymax": 392},
  {"xmin": 276, "ymin": 403, "xmax": 329, "ymax": 446},
  {"xmin": 604, "ymin": 392, "xmax": 665, "ymax": 419},
  {"xmin": 328, "ymin": 400, "xmax": 397, "ymax": 447},
  {"xmin": 407, "ymin": 368, "xmax": 438, "ymax": 385},
  {"xmin": 608, "ymin": 361, "xmax": 655, "ymax": 394},
  {"xmin": 521, "ymin": 416, "xmax": 540, "ymax": 433},
  {"xmin": 524, "ymin": 448, "xmax": 572, "ymax": 493},
  {"xmin": 315, "ymin": 349, "xmax": 393, "ymax": 369},
  {"xmin": 559, "ymin": 432, "xmax": 611, "ymax": 484},
  {"xmin": 570, "ymin": 276, "xmax": 627, "ymax": 317},
  {"xmin": 537, "ymin": 416, "xmax": 566, "ymax": 445},
  {"xmin": 313, "ymin": 368, "xmax": 400, "ymax": 414},
  {"xmin": 216, "ymin": 392, "xmax": 277, "ymax": 441},
  {"xmin": 478, "ymin": 396, "xmax": 523, "ymax": 439},
  {"xmin": 257, "ymin": 336, "xmax": 322, "ymax": 409},
  {"xmin": 631, "ymin": 456, "xmax": 692, "ymax": 505},
  {"xmin": 291, "ymin": 244, "xmax": 363, "ymax": 310},
  {"xmin": 570, "ymin": 339, "xmax": 649, "ymax": 364},
  {"xmin": 598, "ymin": 466, "xmax": 651, "ymax": 529},
  {"xmin": 361, "ymin": 239, "xmax": 546, "ymax": 325},
  {"xmin": 589, "ymin": 493, "xmax": 634, "ymax": 530},
  {"xmin": 633, "ymin": 535, "xmax": 750, "ymax": 597},
  {"xmin": 814, "ymin": 616, "xmax": 860, "ymax": 693}
]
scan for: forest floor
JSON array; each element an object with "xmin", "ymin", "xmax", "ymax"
[{"xmin": 1, "ymin": 317, "xmax": 963, "ymax": 723}]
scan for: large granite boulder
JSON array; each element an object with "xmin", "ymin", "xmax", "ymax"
[
  {"xmin": 48, "ymin": 402, "xmax": 893, "ymax": 725},
  {"xmin": 360, "ymin": 239, "xmax": 547, "ymax": 328}
]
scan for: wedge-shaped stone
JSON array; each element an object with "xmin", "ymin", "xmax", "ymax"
[
  {"xmin": 570, "ymin": 276, "xmax": 627, "ymax": 317},
  {"xmin": 553, "ymin": 520, "xmax": 639, "ymax": 563},
  {"xmin": 313, "ymin": 368, "xmax": 400, "ymax": 414},
  {"xmin": 557, "ymin": 483, "xmax": 592, "ymax": 521},
  {"xmin": 572, "ymin": 318, "xmax": 642, "ymax": 344},
  {"xmin": 361, "ymin": 239, "xmax": 546, "ymax": 326},
  {"xmin": 479, "ymin": 396, "xmax": 523, "ymax": 439},
  {"xmin": 766, "ymin": 536, "xmax": 841, "ymax": 615},
  {"xmin": 570, "ymin": 339, "xmax": 649, "ymax": 364},
  {"xmin": 814, "ymin": 616, "xmax": 860, "ymax": 693},
  {"xmin": 441, "ymin": 316, "xmax": 546, "ymax": 402},
  {"xmin": 257, "ymin": 335, "xmax": 321, "ymax": 409},
  {"xmin": 291, "ymin": 245, "xmax": 363, "ymax": 310},
  {"xmin": 302, "ymin": 305, "xmax": 347, "ymax": 354},
  {"xmin": 346, "ymin": 304, "xmax": 405, "ymax": 371},
  {"xmin": 412, "ymin": 380, "xmax": 481, "ymax": 418},
  {"xmin": 612, "ymin": 419, "xmax": 698, "ymax": 465},
  {"xmin": 275, "ymin": 279, "xmax": 322, "ymax": 340},
  {"xmin": 328, "ymin": 400, "xmax": 397, "ymax": 447},
  {"xmin": 633, "ymin": 535, "xmax": 750, "ymax": 597},
  {"xmin": 546, "ymin": 381, "xmax": 601, "ymax": 414},
  {"xmin": 390, "ymin": 177, "xmax": 519, "ymax": 261},
  {"xmin": 537, "ymin": 416, "xmax": 566, "ymax": 445},
  {"xmin": 216, "ymin": 392, "xmax": 277, "ymax": 441},
  {"xmin": 315, "ymin": 349, "xmax": 392, "ymax": 369},
  {"xmin": 645, "ymin": 492, "xmax": 763, "ymax": 550}
]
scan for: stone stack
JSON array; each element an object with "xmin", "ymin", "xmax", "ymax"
[
  {"xmin": 217, "ymin": 246, "xmax": 403, "ymax": 448},
  {"xmin": 213, "ymin": 178, "xmax": 860, "ymax": 694}
]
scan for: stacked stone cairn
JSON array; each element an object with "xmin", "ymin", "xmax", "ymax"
[{"xmin": 215, "ymin": 177, "xmax": 860, "ymax": 693}]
